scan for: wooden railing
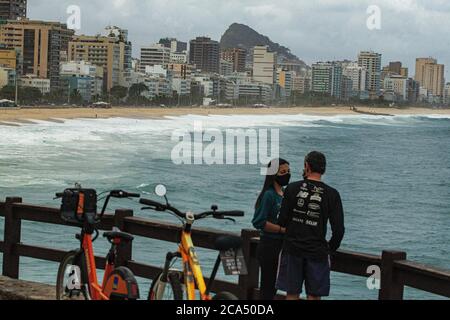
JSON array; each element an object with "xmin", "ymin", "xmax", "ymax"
[{"xmin": 1, "ymin": 197, "xmax": 449, "ymax": 300}]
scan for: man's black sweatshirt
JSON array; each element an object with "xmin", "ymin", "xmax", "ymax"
[{"xmin": 278, "ymin": 179, "xmax": 345, "ymax": 261}]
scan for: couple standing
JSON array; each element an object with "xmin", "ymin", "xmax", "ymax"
[{"xmin": 252, "ymin": 152, "xmax": 345, "ymax": 300}]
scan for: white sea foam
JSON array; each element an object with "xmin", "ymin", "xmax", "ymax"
[{"xmin": 0, "ymin": 113, "xmax": 448, "ymax": 149}]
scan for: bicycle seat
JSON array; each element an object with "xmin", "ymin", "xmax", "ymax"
[
  {"xmin": 103, "ymin": 231, "xmax": 134, "ymax": 242},
  {"xmin": 214, "ymin": 236, "xmax": 243, "ymax": 251}
]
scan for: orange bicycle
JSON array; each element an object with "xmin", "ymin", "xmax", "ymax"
[
  {"xmin": 55, "ymin": 188, "xmax": 140, "ymax": 300},
  {"xmin": 140, "ymin": 185, "xmax": 246, "ymax": 301}
]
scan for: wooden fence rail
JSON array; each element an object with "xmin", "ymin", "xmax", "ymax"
[{"xmin": 1, "ymin": 197, "xmax": 450, "ymax": 300}]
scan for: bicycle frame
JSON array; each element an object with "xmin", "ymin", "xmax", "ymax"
[
  {"xmin": 57, "ymin": 189, "xmax": 141, "ymax": 301},
  {"xmin": 141, "ymin": 198, "xmax": 244, "ymax": 301},
  {"xmin": 80, "ymin": 232, "xmax": 112, "ymax": 300},
  {"xmin": 179, "ymin": 230, "xmax": 211, "ymax": 300}
]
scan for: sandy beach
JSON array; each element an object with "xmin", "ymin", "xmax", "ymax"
[{"xmin": 0, "ymin": 106, "xmax": 449, "ymax": 124}]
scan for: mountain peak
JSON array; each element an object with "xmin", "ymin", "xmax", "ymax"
[{"xmin": 220, "ymin": 23, "xmax": 307, "ymax": 67}]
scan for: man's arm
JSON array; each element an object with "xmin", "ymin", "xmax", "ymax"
[{"xmin": 328, "ymin": 191, "xmax": 345, "ymax": 252}]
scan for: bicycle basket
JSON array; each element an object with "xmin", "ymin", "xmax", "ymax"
[{"xmin": 60, "ymin": 189, "xmax": 97, "ymax": 225}]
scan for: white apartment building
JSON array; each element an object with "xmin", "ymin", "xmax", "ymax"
[
  {"xmin": 342, "ymin": 62, "xmax": 368, "ymax": 97},
  {"xmin": 140, "ymin": 44, "xmax": 171, "ymax": 72},
  {"xmin": 225, "ymin": 77, "xmax": 273, "ymax": 103},
  {"xmin": 60, "ymin": 60, "xmax": 103, "ymax": 78},
  {"xmin": 383, "ymin": 75, "xmax": 409, "ymax": 101},
  {"xmin": 170, "ymin": 51, "xmax": 188, "ymax": 64},
  {"xmin": 172, "ymin": 78, "xmax": 191, "ymax": 96},
  {"xmin": 142, "ymin": 76, "xmax": 172, "ymax": 99},
  {"xmin": 194, "ymin": 76, "xmax": 215, "ymax": 97},
  {"xmin": 220, "ymin": 59, "xmax": 233, "ymax": 77},
  {"xmin": 144, "ymin": 64, "xmax": 167, "ymax": 77},
  {"xmin": 20, "ymin": 75, "xmax": 51, "ymax": 94}
]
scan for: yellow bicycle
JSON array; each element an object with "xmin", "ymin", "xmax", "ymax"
[{"xmin": 140, "ymin": 186, "xmax": 245, "ymax": 300}]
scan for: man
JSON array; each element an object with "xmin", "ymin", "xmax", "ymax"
[{"xmin": 276, "ymin": 151, "xmax": 345, "ymax": 300}]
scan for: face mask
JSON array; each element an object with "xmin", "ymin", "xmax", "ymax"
[{"xmin": 276, "ymin": 173, "xmax": 291, "ymax": 187}]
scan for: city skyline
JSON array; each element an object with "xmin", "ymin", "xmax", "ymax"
[{"xmin": 27, "ymin": 0, "xmax": 450, "ymax": 79}]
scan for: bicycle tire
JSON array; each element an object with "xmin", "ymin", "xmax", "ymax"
[
  {"xmin": 213, "ymin": 291, "xmax": 239, "ymax": 300},
  {"xmin": 56, "ymin": 250, "xmax": 89, "ymax": 300},
  {"xmin": 148, "ymin": 271, "xmax": 183, "ymax": 300}
]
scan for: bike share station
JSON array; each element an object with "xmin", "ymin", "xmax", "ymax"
[{"xmin": 55, "ymin": 184, "xmax": 248, "ymax": 301}]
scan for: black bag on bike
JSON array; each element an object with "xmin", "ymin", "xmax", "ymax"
[{"xmin": 60, "ymin": 189, "xmax": 97, "ymax": 225}]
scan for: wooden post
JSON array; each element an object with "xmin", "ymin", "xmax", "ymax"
[
  {"xmin": 2, "ymin": 197, "xmax": 22, "ymax": 279},
  {"xmin": 379, "ymin": 250, "xmax": 407, "ymax": 300},
  {"xmin": 114, "ymin": 209, "xmax": 134, "ymax": 267},
  {"xmin": 238, "ymin": 229, "xmax": 260, "ymax": 300}
]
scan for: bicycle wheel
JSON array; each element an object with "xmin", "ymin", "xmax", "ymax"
[
  {"xmin": 148, "ymin": 271, "xmax": 183, "ymax": 300},
  {"xmin": 213, "ymin": 292, "xmax": 239, "ymax": 300},
  {"xmin": 56, "ymin": 250, "xmax": 90, "ymax": 300}
]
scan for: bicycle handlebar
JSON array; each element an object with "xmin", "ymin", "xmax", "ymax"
[
  {"xmin": 55, "ymin": 190, "xmax": 140, "ymax": 200},
  {"xmin": 139, "ymin": 198, "xmax": 165, "ymax": 209},
  {"xmin": 109, "ymin": 190, "xmax": 141, "ymax": 199},
  {"xmin": 139, "ymin": 198, "xmax": 244, "ymax": 220}
]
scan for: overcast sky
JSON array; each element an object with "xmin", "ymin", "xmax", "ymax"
[{"xmin": 29, "ymin": 0, "xmax": 450, "ymax": 79}]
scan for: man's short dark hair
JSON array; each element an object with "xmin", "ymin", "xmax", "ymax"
[{"xmin": 305, "ymin": 151, "xmax": 327, "ymax": 175}]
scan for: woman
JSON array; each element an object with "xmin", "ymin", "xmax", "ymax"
[{"xmin": 252, "ymin": 158, "xmax": 291, "ymax": 300}]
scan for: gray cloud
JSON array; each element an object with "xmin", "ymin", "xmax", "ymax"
[{"xmin": 28, "ymin": 0, "xmax": 450, "ymax": 79}]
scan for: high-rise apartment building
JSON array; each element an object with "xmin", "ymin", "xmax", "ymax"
[
  {"xmin": 253, "ymin": 46, "xmax": 276, "ymax": 85},
  {"xmin": 0, "ymin": 0, "xmax": 26, "ymax": 20},
  {"xmin": 312, "ymin": 62, "xmax": 342, "ymax": 99},
  {"xmin": 0, "ymin": 19, "xmax": 74, "ymax": 89},
  {"xmin": 292, "ymin": 74, "xmax": 311, "ymax": 94},
  {"xmin": 68, "ymin": 35, "xmax": 125, "ymax": 91},
  {"xmin": 358, "ymin": 51, "xmax": 382, "ymax": 99},
  {"xmin": 277, "ymin": 68, "xmax": 294, "ymax": 98},
  {"xmin": 221, "ymin": 48, "xmax": 246, "ymax": 73},
  {"xmin": 103, "ymin": 26, "xmax": 132, "ymax": 81},
  {"xmin": 189, "ymin": 37, "xmax": 220, "ymax": 74},
  {"xmin": 140, "ymin": 44, "xmax": 171, "ymax": 71},
  {"xmin": 415, "ymin": 57, "xmax": 445, "ymax": 98},
  {"xmin": 342, "ymin": 62, "xmax": 368, "ymax": 97}
]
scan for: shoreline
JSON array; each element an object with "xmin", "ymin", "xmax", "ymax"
[{"xmin": 1, "ymin": 106, "xmax": 450, "ymax": 124}]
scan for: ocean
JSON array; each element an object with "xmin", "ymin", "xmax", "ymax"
[{"xmin": 0, "ymin": 113, "xmax": 449, "ymax": 300}]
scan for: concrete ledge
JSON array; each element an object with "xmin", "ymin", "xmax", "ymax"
[{"xmin": 0, "ymin": 276, "xmax": 55, "ymax": 300}]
